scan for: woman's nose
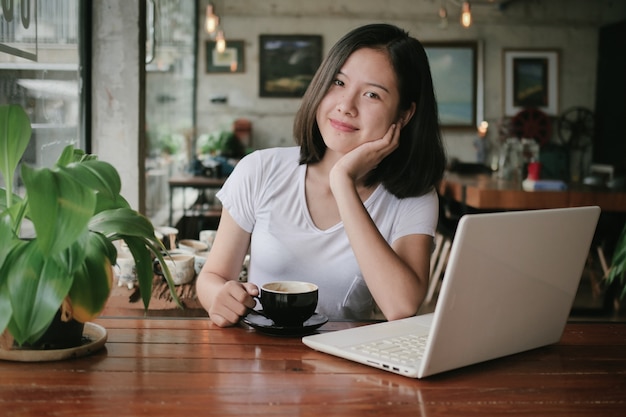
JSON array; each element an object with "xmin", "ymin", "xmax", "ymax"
[{"xmin": 335, "ymin": 93, "xmax": 357, "ymax": 117}]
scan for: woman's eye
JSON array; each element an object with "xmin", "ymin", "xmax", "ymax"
[
  {"xmin": 365, "ymin": 92, "xmax": 380, "ymax": 99},
  {"xmin": 333, "ymin": 79, "xmax": 344, "ymax": 87}
]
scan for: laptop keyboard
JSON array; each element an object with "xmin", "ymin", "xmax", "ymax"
[{"xmin": 350, "ymin": 334, "xmax": 428, "ymax": 365}]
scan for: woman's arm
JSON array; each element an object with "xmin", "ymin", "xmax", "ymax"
[
  {"xmin": 329, "ymin": 124, "xmax": 431, "ymax": 320},
  {"xmin": 195, "ymin": 208, "xmax": 258, "ymax": 327},
  {"xmin": 331, "ymin": 175, "xmax": 430, "ymax": 320}
]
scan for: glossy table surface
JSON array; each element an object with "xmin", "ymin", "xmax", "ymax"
[{"xmin": 1, "ymin": 318, "xmax": 625, "ymax": 416}]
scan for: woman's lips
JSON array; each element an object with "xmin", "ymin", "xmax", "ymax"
[{"xmin": 329, "ymin": 118, "xmax": 358, "ymax": 132}]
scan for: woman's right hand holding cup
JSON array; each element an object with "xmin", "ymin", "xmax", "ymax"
[{"xmin": 208, "ymin": 280, "xmax": 259, "ymax": 327}]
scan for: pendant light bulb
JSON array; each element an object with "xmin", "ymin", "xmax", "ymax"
[
  {"xmin": 205, "ymin": 4, "xmax": 219, "ymax": 34},
  {"xmin": 461, "ymin": 1, "xmax": 472, "ymax": 28},
  {"xmin": 216, "ymin": 30, "xmax": 226, "ymax": 53}
]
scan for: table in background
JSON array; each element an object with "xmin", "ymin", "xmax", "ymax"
[
  {"xmin": 1, "ymin": 318, "xmax": 625, "ymax": 416},
  {"xmin": 168, "ymin": 175, "xmax": 225, "ymax": 226},
  {"xmin": 439, "ymin": 172, "xmax": 626, "ymax": 212}
]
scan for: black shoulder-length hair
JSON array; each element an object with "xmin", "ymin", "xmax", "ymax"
[{"xmin": 293, "ymin": 23, "xmax": 446, "ymax": 198}]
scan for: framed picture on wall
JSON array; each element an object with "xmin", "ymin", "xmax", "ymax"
[
  {"xmin": 259, "ymin": 34, "xmax": 323, "ymax": 98},
  {"xmin": 205, "ymin": 40, "xmax": 245, "ymax": 73},
  {"xmin": 423, "ymin": 41, "xmax": 478, "ymax": 128},
  {"xmin": 503, "ymin": 49, "xmax": 559, "ymax": 116}
]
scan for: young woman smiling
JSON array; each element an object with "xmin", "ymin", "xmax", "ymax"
[{"xmin": 197, "ymin": 23, "xmax": 446, "ymax": 327}]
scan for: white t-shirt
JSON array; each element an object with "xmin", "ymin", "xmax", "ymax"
[{"xmin": 216, "ymin": 147, "xmax": 438, "ymax": 320}]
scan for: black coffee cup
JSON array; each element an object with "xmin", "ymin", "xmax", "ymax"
[{"xmin": 257, "ymin": 281, "xmax": 318, "ymax": 327}]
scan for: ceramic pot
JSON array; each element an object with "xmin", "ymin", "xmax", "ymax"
[
  {"xmin": 17, "ymin": 310, "xmax": 85, "ymax": 350},
  {"xmin": 0, "ymin": 317, "xmax": 107, "ymax": 362}
]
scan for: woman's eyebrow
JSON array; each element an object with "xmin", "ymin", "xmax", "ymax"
[
  {"xmin": 337, "ymin": 70, "xmax": 390, "ymax": 93},
  {"xmin": 367, "ymin": 82, "xmax": 390, "ymax": 93}
]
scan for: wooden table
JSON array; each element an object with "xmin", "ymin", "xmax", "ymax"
[
  {"xmin": 440, "ymin": 172, "xmax": 626, "ymax": 212},
  {"xmin": 2, "ymin": 318, "xmax": 625, "ymax": 416}
]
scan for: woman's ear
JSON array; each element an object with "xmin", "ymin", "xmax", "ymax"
[{"xmin": 398, "ymin": 102, "xmax": 416, "ymax": 126}]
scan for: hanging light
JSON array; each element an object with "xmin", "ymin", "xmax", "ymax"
[
  {"xmin": 205, "ymin": 3, "xmax": 219, "ymax": 34},
  {"xmin": 438, "ymin": 4, "xmax": 448, "ymax": 29},
  {"xmin": 460, "ymin": 1, "xmax": 472, "ymax": 28},
  {"xmin": 215, "ymin": 29, "xmax": 226, "ymax": 53}
]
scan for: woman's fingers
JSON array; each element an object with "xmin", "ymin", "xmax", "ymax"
[{"xmin": 210, "ymin": 281, "xmax": 258, "ymax": 326}]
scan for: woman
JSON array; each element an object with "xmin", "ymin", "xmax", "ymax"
[{"xmin": 196, "ymin": 23, "xmax": 446, "ymax": 326}]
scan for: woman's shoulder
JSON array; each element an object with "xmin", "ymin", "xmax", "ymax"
[
  {"xmin": 379, "ymin": 185, "xmax": 437, "ymax": 204},
  {"xmin": 251, "ymin": 146, "xmax": 299, "ymax": 161},
  {"xmin": 243, "ymin": 146, "xmax": 300, "ymax": 171},
  {"xmin": 236, "ymin": 146, "xmax": 300, "ymax": 178},
  {"xmin": 375, "ymin": 185, "xmax": 438, "ymax": 217}
]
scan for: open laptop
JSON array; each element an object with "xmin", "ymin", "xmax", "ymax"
[{"xmin": 302, "ymin": 206, "xmax": 601, "ymax": 378}]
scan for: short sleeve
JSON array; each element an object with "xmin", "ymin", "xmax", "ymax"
[
  {"xmin": 389, "ymin": 188, "xmax": 439, "ymax": 243},
  {"xmin": 215, "ymin": 151, "xmax": 263, "ymax": 233}
]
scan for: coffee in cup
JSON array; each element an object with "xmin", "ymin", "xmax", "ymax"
[{"xmin": 257, "ymin": 281, "xmax": 318, "ymax": 326}]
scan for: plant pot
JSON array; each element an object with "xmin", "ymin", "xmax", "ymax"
[
  {"xmin": 0, "ymin": 312, "xmax": 107, "ymax": 362},
  {"xmin": 25, "ymin": 310, "xmax": 86, "ymax": 350}
]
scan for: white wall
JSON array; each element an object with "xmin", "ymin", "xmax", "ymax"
[
  {"xmin": 92, "ymin": 1, "xmax": 143, "ymax": 210},
  {"xmin": 196, "ymin": 0, "xmax": 626, "ymax": 163}
]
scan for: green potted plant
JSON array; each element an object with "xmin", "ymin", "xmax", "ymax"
[
  {"xmin": 0, "ymin": 104, "xmax": 179, "ymax": 350},
  {"xmin": 197, "ymin": 129, "xmax": 244, "ymax": 158}
]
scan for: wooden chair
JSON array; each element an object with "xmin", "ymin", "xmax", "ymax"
[
  {"xmin": 425, "ymin": 231, "xmax": 452, "ymax": 305},
  {"xmin": 424, "ymin": 193, "xmax": 464, "ymax": 305}
]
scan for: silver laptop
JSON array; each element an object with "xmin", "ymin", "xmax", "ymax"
[{"xmin": 302, "ymin": 206, "xmax": 601, "ymax": 378}]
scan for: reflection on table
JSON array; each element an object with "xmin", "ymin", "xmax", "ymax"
[{"xmin": 1, "ymin": 317, "xmax": 624, "ymax": 416}]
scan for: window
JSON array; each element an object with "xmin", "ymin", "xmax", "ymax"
[
  {"xmin": 144, "ymin": 0, "xmax": 197, "ymax": 225},
  {"xmin": 0, "ymin": 0, "xmax": 87, "ymax": 173}
]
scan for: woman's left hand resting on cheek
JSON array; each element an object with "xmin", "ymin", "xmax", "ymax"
[{"xmin": 329, "ymin": 121, "xmax": 401, "ymax": 189}]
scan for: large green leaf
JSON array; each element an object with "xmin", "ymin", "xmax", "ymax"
[
  {"xmin": 0, "ymin": 214, "xmax": 15, "ymax": 271},
  {"xmin": 124, "ymin": 235, "xmax": 158, "ymax": 309},
  {"xmin": 68, "ymin": 233, "xmax": 114, "ymax": 322},
  {"xmin": 0, "ymin": 195, "xmax": 17, "ymax": 338},
  {"xmin": 89, "ymin": 208, "xmax": 157, "ymax": 239},
  {"xmin": 0, "ymin": 104, "xmax": 31, "ymax": 212},
  {"xmin": 22, "ymin": 164, "xmax": 97, "ymax": 256},
  {"xmin": 60, "ymin": 160, "xmax": 125, "ymax": 207},
  {"xmin": 0, "ymin": 284, "xmax": 11, "ymax": 338},
  {"xmin": 55, "ymin": 232, "xmax": 90, "ymax": 276},
  {"xmin": 0, "ymin": 191, "xmax": 24, "ymax": 220},
  {"xmin": 0, "ymin": 218, "xmax": 13, "ymax": 335},
  {"xmin": 88, "ymin": 208, "xmax": 180, "ymax": 309},
  {"xmin": 5, "ymin": 240, "xmax": 74, "ymax": 345},
  {"xmin": 54, "ymin": 145, "xmax": 78, "ymax": 167}
]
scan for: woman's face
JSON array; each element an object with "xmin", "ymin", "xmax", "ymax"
[{"xmin": 316, "ymin": 47, "xmax": 404, "ymax": 156}]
